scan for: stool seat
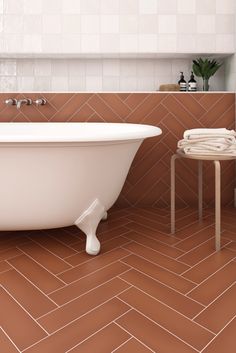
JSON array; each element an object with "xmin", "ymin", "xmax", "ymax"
[{"xmin": 171, "ymin": 150, "xmax": 236, "ymax": 251}]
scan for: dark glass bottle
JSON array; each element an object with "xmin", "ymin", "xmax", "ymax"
[
  {"xmin": 178, "ymin": 72, "xmax": 187, "ymax": 92},
  {"xmin": 188, "ymin": 71, "xmax": 197, "ymax": 92}
]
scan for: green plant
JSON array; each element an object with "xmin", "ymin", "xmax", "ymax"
[{"xmin": 192, "ymin": 58, "xmax": 222, "ymax": 91}]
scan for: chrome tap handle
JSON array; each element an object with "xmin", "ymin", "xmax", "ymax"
[
  {"xmin": 34, "ymin": 98, "xmax": 47, "ymax": 106},
  {"xmin": 5, "ymin": 98, "xmax": 17, "ymax": 106},
  {"xmin": 16, "ymin": 98, "xmax": 32, "ymax": 109}
]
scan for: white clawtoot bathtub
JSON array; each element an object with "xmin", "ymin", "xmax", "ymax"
[{"xmin": 0, "ymin": 122, "xmax": 162, "ymax": 255}]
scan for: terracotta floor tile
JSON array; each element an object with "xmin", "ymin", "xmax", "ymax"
[
  {"xmin": 97, "ymin": 225, "xmax": 130, "ymax": 242},
  {"xmin": 44, "ymin": 229, "xmax": 81, "ymax": 246},
  {"xmin": 68, "ymin": 323, "xmax": 130, "ymax": 353},
  {"xmin": 120, "ymin": 269, "xmax": 203, "ymax": 318},
  {"xmin": 0, "ymin": 269, "xmax": 57, "ymax": 319},
  {"xmin": 0, "ymin": 261, "xmax": 11, "ymax": 273},
  {"xmin": 177, "ymin": 237, "xmax": 231, "ymax": 266},
  {"xmin": 29, "ymin": 233, "xmax": 77, "ymax": 258},
  {"xmin": 24, "ymin": 299, "xmax": 129, "ymax": 353},
  {"xmin": 221, "ymin": 230, "xmax": 236, "ymax": 242},
  {"xmin": 50, "ymin": 261, "xmax": 130, "ymax": 305},
  {"xmin": 1, "ymin": 207, "xmax": 236, "ymax": 352},
  {"xmin": 97, "ymin": 217, "xmax": 131, "ymax": 233},
  {"xmin": 8, "ymin": 254, "xmax": 65, "ymax": 294},
  {"xmin": 0, "ymin": 248, "xmax": 22, "ymax": 261},
  {"xmin": 114, "ymin": 338, "xmax": 153, "ymax": 353},
  {"xmin": 119, "ymin": 287, "xmax": 214, "ymax": 350},
  {"xmin": 123, "ymin": 231, "xmax": 184, "ymax": 258},
  {"xmin": 194, "ymin": 284, "xmax": 236, "ymax": 333},
  {"xmin": 39, "ymin": 278, "xmax": 129, "ymax": 333},
  {"xmin": 202, "ymin": 317, "xmax": 236, "ymax": 353},
  {"xmin": 125, "ymin": 221, "xmax": 179, "ymax": 245},
  {"xmin": 18, "ymin": 242, "xmax": 71, "ymax": 274},
  {"xmin": 225, "ymin": 241, "xmax": 236, "ymax": 252},
  {"xmin": 116, "ymin": 310, "xmax": 197, "ymax": 353},
  {"xmin": 188, "ymin": 261, "xmax": 236, "ymax": 305},
  {"xmin": 0, "ymin": 287, "xmax": 47, "ymax": 351},
  {"xmin": 125, "ymin": 214, "xmax": 168, "ymax": 234},
  {"xmin": 66, "ymin": 236, "xmax": 130, "ymax": 266},
  {"xmin": 121, "ymin": 254, "xmax": 195, "ymax": 294},
  {"xmin": 0, "ymin": 328, "xmax": 21, "ymax": 353},
  {"xmin": 128, "ymin": 207, "xmax": 169, "ymax": 224},
  {"xmin": 174, "ymin": 226, "xmax": 215, "ymax": 251},
  {"xmin": 59, "ymin": 248, "xmax": 130, "ymax": 283},
  {"xmin": 182, "ymin": 248, "xmax": 235, "ymax": 284},
  {"xmin": 123, "ymin": 241, "xmax": 189, "ymax": 274},
  {"xmin": 173, "ymin": 219, "xmax": 214, "ymax": 240}
]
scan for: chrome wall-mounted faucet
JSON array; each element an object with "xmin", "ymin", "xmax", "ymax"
[
  {"xmin": 16, "ymin": 98, "xmax": 32, "ymax": 109},
  {"xmin": 34, "ymin": 98, "xmax": 47, "ymax": 106},
  {"xmin": 5, "ymin": 98, "xmax": 17, "ymax": 106},
  {"xmin": 5, "ymin": 98, "xmax": 47, "ymax": 109}
]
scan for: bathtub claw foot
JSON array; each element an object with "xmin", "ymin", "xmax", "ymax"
[
  {"xmin": 102, "ymin": 211, "xmax": 108, "ymax": 221},
  {"xmin": 74, "ymin": 199, "xmax": 106, "ymax": 256}
]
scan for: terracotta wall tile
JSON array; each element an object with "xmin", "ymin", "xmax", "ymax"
[{"xmin": 0, "ymin": 92, "xmax": 234, "ymax": 207}]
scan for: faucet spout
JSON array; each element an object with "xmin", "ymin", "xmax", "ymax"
[{"xmin": 16, "ymin": 98, "xmax": 32, "ymax": 109}]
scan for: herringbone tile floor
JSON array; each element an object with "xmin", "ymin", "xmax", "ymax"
[{"xmin": 0, "ymin": 207, "xmax": 236, "ymax": 353}]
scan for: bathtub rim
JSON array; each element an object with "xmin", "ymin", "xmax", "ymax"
[{"xmin": 0, "ymin": 122, "xmax": 162, "ymax": 143}]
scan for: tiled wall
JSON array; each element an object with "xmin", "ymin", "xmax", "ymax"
[
  {"xmin": 0, "ymin": 58, "xmax": 225, "ymax": 92},
  {"xmin": 0, "ymin": 0, "xmax": 234, "ymax": 54},
  {"xmin": 0, "ymin": 92, "xmax": 234, "ymax": 207}
]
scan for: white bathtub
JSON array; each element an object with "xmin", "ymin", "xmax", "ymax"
[{"xmin": 0, "ymin": 122, "xmax": 162, "ymax": 255}]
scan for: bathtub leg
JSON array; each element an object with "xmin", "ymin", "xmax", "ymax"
[
  {"xmin": 74, "ymin": 199, "xmax": 105, "ymax": 256},
  {"xmin": 102, "ymin": 211, "xmax": 108, "ymax": 221}
]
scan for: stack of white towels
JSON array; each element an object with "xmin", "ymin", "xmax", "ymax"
[{"xmin": 178, "ymin": 128, "xmax": 236, "ymax": 156}]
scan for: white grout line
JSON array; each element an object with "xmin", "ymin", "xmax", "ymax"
[
  {"xmin": 120, "ymin": 244, "xmax": 198, "ymax": 285},
  {"xmin": 192, "ymin": 281, "xmax": 236, "ymax": 322},
  {"xmin": 0, "ymin": 285, "xmax": 50, "ymax": 336},
  {"xmin": 25, "ymin": 237, "xmax": 74, "ymax": 268},
  {"xmin": 115, "ymin": 298, "xmax": 199, "ymax": 352},
  {"xmin": 111, "ymin": 337, "xmax": 133, "ymax": 353},
  {"xmin": 36, "ymin": 278, "xmax": 132, "ymax": 322},
  {"xmin": 179, "ymin": 240, "xmax": 233, "ymax": 277},
  {"xmin": 58, "ymin": 237, "xmax": 132, "ymax": 271},
  {"xmin": 13, "ymin": 247, "xmax": 68, "ymax": 287},
  {"xmin": 185, "ymin": 259, "xmax": 236, "ymax": 297},
  {"xmin": 0, "ymin": 327, "xmax": 21, "ymax": 352},
  {"xmin": 118, "ymin": 266, "xmax": 205, "ymax": 307},
  {"xmin": 116, "ymin": 280, "xmax": 216, "ymax": 336},
  {"xmin": 199, "ymin": 314, "xmax": 236, "ymax": 353},
  {"xmin": 121, "ymin": 252, "xmax": 198, "ymax": 287},
  {"xmin": 64, "ymin": 310, "xmax": 134, "ymax": 353},
  {"xmin": 173, "ymin": 224, "xmax": 215, "ymax": 248},
  {"xmin": 48, "ymin": 252, "xmax": 131, "ymax": 295},
  {"xmin": 21, "ymin": 299, "xmax": 132, "ymax": 352},
  {"xmin": 114, "ymin": 321, "xmax": 156, "ymax": 353},
  {"xmin": 4, "ymin": 262, "xmax": 60, "ymax": 310}
]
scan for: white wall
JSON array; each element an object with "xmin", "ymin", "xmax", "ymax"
[
  {"xmin": 0, "ymin": 57, "xmax": 225, "ymax": 92},
  {"xmin": 0, "ymin": 0, "xmax": 234, "ymax": 55},
  {"xmin": 0, "ymin": 0, "xmax": 233, "ymax": 92}
]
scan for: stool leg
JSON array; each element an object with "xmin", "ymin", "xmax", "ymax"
[
  {"xmin": 198, "ymin": 160, "xmax": 203, "ymax": 222},
  {"xmin": 171, "ymin": 155, "xmax": 178, "ymax": 234},
  {"xmin": 214, "ymin": 161, "xmax": 221, "ymax": 251}
]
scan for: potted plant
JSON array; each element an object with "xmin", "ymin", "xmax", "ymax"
[{"xmin": 192, "ymin": 58, "xmax": 222, "ymax": 91}]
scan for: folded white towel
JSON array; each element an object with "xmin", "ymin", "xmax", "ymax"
[
  {"xmin": 183, "ymin": 145, "xmax": 236, "ymax": 156},
  {"xmin": 178, "ymin": 138, "xmax": 236, "ymax": 152},
  {"xmin": 184, "ymin": 128, "xmax": 236, "ymax": 140}
]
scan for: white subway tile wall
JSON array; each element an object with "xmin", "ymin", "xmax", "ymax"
[
  {"xmin": 0, "ymin": 0, "xmax": 233, "ymax": 55},
  {"xmin": 0, "ymin": 0, "xmax": 233, "ymax": 92},
  {"xmin": 0, "ymin": 58, "xmax": 225, "ymax": 92}
]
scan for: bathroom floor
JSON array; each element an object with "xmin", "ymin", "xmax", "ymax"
[{"xmin": 0, "ymin": 207, "xmax": 236, "ymax": 353}]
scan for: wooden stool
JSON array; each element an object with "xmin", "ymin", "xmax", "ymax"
[{"xmin": 170, "ymin": 149, "xmax": 236, "ymax": 251}]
